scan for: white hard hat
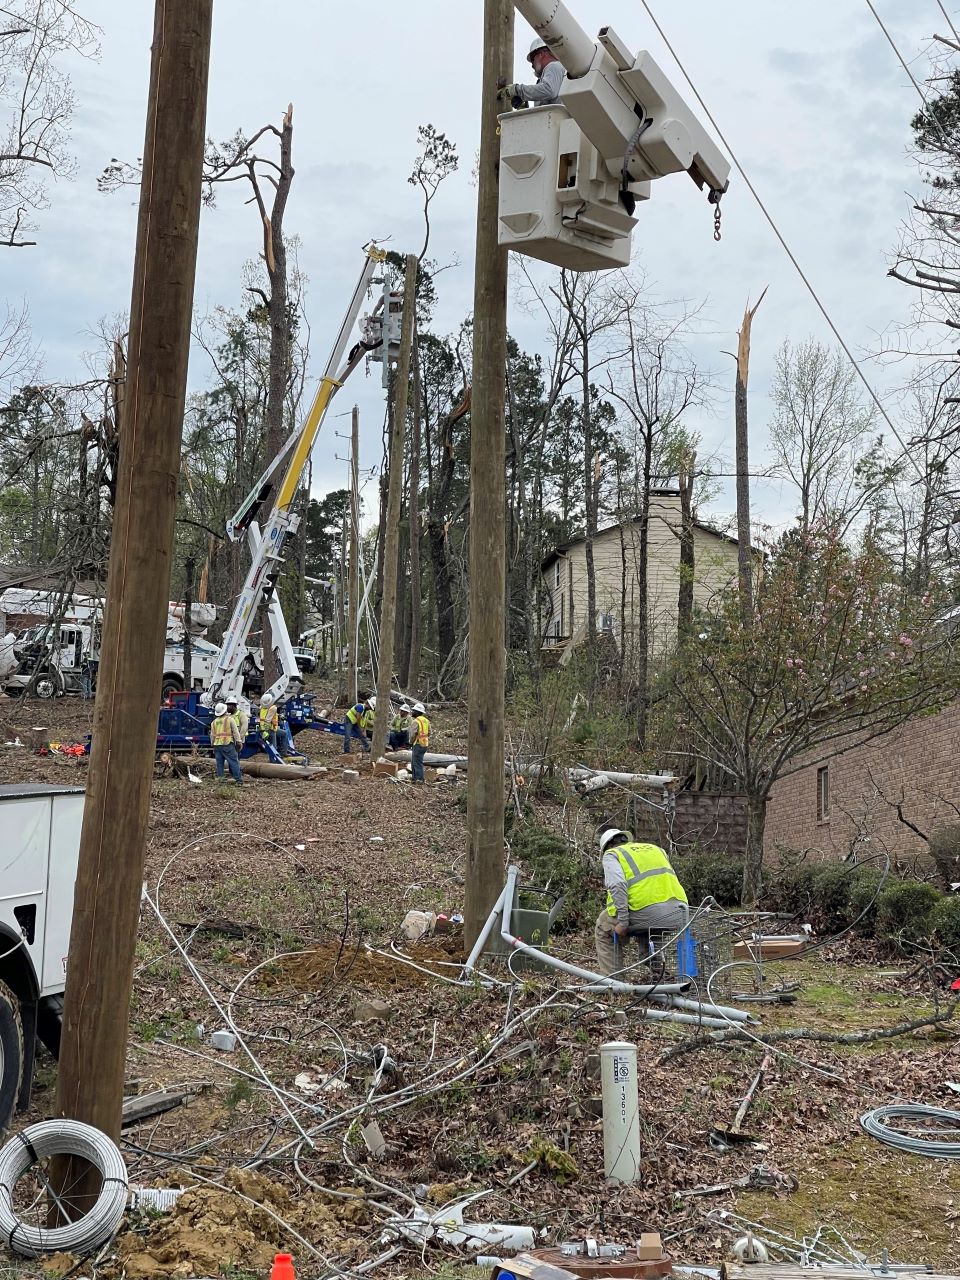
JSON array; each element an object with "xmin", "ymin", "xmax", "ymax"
[
  {"xmin": 261, "ymin": 693, "xmax": 274, "ymax": 706},
  {"xmin": 214, "ymin": 702, "xmax": 227, "ymax": 716},
  {"xmin": 597, "ymin": 827, "xmax": 630, "ymax": 854},
  {"xmin": 528, "ymin": 36, "xmax": 549, "ymax": 62},
  {"xmin": 413, "ymin": 701, "xmax": 426, "ymax": 714},
  {"xmin": 368, "ymin": 695, "xmax": 377, "ymax": 708},
  {"xmin": 226, "ymin": 694, "xmax": 238, "ymax": 705}
]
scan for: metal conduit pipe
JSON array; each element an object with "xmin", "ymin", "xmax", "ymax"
[
  {"xmin": 637, "ymin": 1005, "xmax": 733, "ymax": 1031},
  {"xmin": 655, "ymin": 994, "xmax": 755, "ymax": 1024},
  {"xmin": 462, "ymin": 883, "xmax": 509, "ymax": 975},
  {"xmin": 498, "ymin": 866, "xmax": 689, "ymax": 998}
]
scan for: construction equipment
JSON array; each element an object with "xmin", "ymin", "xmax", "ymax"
[
  {"xmin": 204, "ymin": 243, "xmax": 388, "ymax": 712},
  {"xmin": 499, "ymin": 0, "xmax": 730, "ymax": 270}
]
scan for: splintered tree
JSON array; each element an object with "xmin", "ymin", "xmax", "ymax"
[{"xmin": 662, "ymin": 526, "xmax": 958, "ymax": 904}]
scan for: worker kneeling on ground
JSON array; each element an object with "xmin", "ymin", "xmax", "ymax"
[
  {"xmin": 409, "ymin": 701, "xmax": 430, "ymax": 784},
  {"xmin": 259, "ymin": 692, "xmax": 279, "ymax": 752},
  {"xmin": 389, "ymin": 702, "xmax": 412, "ymax": 751},
  {"xmin": 343, "ymin": 696, "xmax": 373, "ymax": 755},
  {"xmin": 594, "ymin": 827, "xmax": 687, "ymax": 976},
  {"xmin": 211, "ymin": 700, "xmax": 243, "ymax": 785}
]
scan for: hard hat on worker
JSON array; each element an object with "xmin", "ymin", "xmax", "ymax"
[
  {"xmin": 261, "ymin": 693, "xmax": 274, "ymax": 706},
  {"xmin": 226, "ymin": 695, "xmax": 238, "ymax": 706},
  {"xmin": 528, "ymin": 36, "xmax": 550, "ymax": 62},
  {"xmin": 413, "ymin": 701, "xmax": 426, "ymax": 714},
  {"xmin": 214, "ymin": 702, "xmax": 227, "ymax": 716},
  {"xmin": 597, "ymin": 827, "xmax": 631, "ymax": 854},
  {"xmin": 368, "ymin": 695, "xmax": 377, "ymax": 708}
]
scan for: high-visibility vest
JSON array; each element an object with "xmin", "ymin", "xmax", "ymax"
[
  {"xmin": 605, "ymin": 842, "xmax": 687, "ymax": 917},
  {"xmin": 211, "ymin": 714, "xmax": 234, "ymax": 747},
  {"xmin": 346, "ymin": 703, "xmax": 364, "ymax": 725},
  {"xmin": 259, "ymin": 705, "xmax": 278, "ymax": 733},
  {"xmin": 412, "ymin": 714, "xmax": 430, "ymax": 747},
  {"xmin": 361, "ymin": 708, "xmax": 375, "ymax": 731}
]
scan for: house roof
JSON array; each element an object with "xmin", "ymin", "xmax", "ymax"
[{"xmin": 540, "ymin": 504, "xmax": 738, "ymax": 572}]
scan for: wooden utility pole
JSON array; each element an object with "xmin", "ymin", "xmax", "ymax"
[
  {"xmin": 347, "ymin": 405, "xmax": 360, "ymax": 704},
  {"xmin": 183, "ymin": 556, "xmax": 195, "ymax": 692},
  {"xmin": 464, "ymin": 0, "xmax": 512, "ymax": 950},
  {"xmin": 372, "ymin": 253, "xmax": 417, "ymax": 757},
  {"xmin": 734, "ymin": 290, "xmax": 766, "ymax": 628},
  {"xmin": 54, "ymin": 0, "xmax": 212, "ymax": 1170},
  {"xmin": 405, "ymin": 332, "xmax": 423, "ymax": 693}
]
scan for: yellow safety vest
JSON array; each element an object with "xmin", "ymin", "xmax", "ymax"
[
  {"xmin": 259, "ymin": 705, "xmax": 278, "ymax": 732},
  {"xmin": 361, "ymin": 708, "xmax": 375, "ymax": 731},
  {"xmin": 605, "ymin": 842, "xmax": 687, "ymax": 917},
  {"xmin": 412, "ymin": 714, "xmax": 430, "ymax": 747},
  {"xmin": 210, "ymin": 714, "xmax": 234, "ymax": 747},
  {"xmin": 346, "ymin": 704, "xmax": 363, "ymax": 725}
]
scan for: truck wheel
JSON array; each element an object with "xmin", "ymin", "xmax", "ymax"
[
  {"xmin": 34, "ymin": 674, "xmax": 58, "ymax": 699},
  {"xmin": 0, "ymin": 980, "xmax": 24, "ymax": 1134},
  {"xmin": 161, "ymin": 676, "xmax": 183, "ymax": 697}
]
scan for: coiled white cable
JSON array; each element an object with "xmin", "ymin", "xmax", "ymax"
[{"xmin": 0, "ymin": 1120, "xmax": 128, "ymax": 1257}]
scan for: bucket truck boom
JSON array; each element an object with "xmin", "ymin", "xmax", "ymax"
[
  {"xmin": 499, "ymin": 0, "xmax": 731, "ymax": 270},
  {"xmin": 205, "ymin": 243, "xmax": 387, "ymax": 708}
]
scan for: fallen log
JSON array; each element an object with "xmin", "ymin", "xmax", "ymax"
[
  {"xmin": 240, "ymin": 760, "xmax": 328, "ymax": 780},
  {"xmin": 384, "ymin": 750, "xmax": 675, "ymax": 789}
]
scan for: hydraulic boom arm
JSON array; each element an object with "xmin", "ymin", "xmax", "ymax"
[{"xmin": 206, "ymin": 244, "xmax": 386, "ymax": 706}]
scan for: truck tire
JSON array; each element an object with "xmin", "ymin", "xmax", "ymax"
[
  {"xmin": 0, "ymin": 981, "xmax": 24, "ymax": 1134},
  {"xmin": 34, "ymin": 673, "xmax": 59, "ymax": 700},
  {"xmin": 161, "ymin": 676, "xmax": 183, "ymax": 697}
]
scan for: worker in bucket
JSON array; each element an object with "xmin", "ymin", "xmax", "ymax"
[
  {"xmin": 408, "ymin": 701, "xmax": 430, "ymax": 784},
  {"xmin": 594, "ymin": 827, "xmax": 688, "ymax": 976},
  {"xmin": 497, "ymin": 37, "xmax": 566, "ymax": 109},
  {"xmin": 389, "ymin": 702, "xmax": 413, "ymax": 750},
  {"xmin": 258, "ymin": 692, "xmax": 280, "ymax": 752},
  {"xmin": 210, "ymin": 701, "xmax": 243, "ymax": 785},
  {"xmin": 342, "ymin": 697, "xmax": 372, "ymax": 755}
]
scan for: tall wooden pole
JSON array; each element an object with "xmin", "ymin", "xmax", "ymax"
[
  {"xmin": 347, "ymin": 405, "xmax": 360, "ymax": 704},
  {"xmin": 55, "ymin": 0, "xmax": 212, "ymax": 1156},
  {"xmin": 372, "ymin": 253, "xmax": 417, "ymax": 757},
  {"xmin": 734, "ymin": 290, "xmax": 766, "ymax": 628},
  {"xmin": 183, "ymin": 555, "xmax": 194, "ymax": 692},
  {"xmin": 464, "ymin": 0, "xmax": 512, "ymax": 950}
]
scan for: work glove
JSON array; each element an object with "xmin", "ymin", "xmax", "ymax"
[{"xmin": 496, "ymin": 82, "xmax": 524, "ymax": 110}]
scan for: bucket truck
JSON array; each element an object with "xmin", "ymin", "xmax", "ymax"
[
  {"xmin": 499, "ymin": 0, "xmax": 731, "ymax": 270},
  {"xmin": 152, "ymin": 244, "xmax": 390, "ymax": 762}
]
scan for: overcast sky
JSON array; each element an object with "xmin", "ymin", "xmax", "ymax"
[{"xmin": 3, "ymin": 1, "xmax": 949, "ymax": 531}]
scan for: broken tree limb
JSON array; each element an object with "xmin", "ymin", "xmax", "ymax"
[
  {"xmin": 240, "ymin": 760, "xmax": 328, "ymax": 780},
  {"xmin": 384, "ymin": 749, "xmax": 676, "ymax": 789},
  {"xmin": 658, "ymin": 1002, "xmax": 959, "ymax": 1064}
]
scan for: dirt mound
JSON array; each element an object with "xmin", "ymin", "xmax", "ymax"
[
  {"xmin": 271, "ymin": 938, "xmax": 465, "ymax": 994},
  {"xmin": 115, "ymin": 1167, "xmax": 369, "ymax": 1278}
]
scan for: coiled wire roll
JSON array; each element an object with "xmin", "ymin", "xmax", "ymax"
[
  {"xmin": 860, "ymin": 1104, "xmax": 960, "ymax": 1159},
  {"xmin": 0, "ymin": 1120, "xmax": 128, "ymax": 1256}
]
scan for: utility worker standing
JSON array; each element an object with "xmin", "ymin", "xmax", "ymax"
[
  {"xmin": 226, "ymin": 695, "xmax": 249, "ymax": 742},
  {"xmin": 594, "ymin": 827, "xmax": 688, "ymax": 976},
  {"xmin": 361, "ymin": 695, "xmax": 377, "ymax": 737},
  {"xmin": 259, "ymin": 692, "xmax": 280, "ymax": 752},
  {"xmin": 408, "ymin": 701, "xmax": 430, "ymax": 784},
  {"xmin": 389, "ymin": 703, "xmax": 412, "ymax": 750},
  {"xmin": 343, "ymin": 698, "xmax": 372, "ymax": 755},
  {"xmin": 211, "ymin": 701, "xmax": 243, "ymax": 785},
  {"xmin": 497, "ymin": 38, "xmax": 567, "ymax": 109}
]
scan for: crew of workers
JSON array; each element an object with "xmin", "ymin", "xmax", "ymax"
[
  {"xmin": 341, "ymin": 695, "xmax": 430, "ymax": 780},
  {"xmin": 594, "ymin": 826, "xmax": 688, "ymax": 976},
  {"xmin": 497, "ymin": 37, "xmax": 566, "ymax": 110}
]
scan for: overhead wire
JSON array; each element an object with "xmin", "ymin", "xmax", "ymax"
[
  {"xmin": 636, "ymin": 0, "xmax": 925, "ymax": 480},
  {"xmin": 934, "ymin": 0, "xmax": 960, "ymax": 44}
]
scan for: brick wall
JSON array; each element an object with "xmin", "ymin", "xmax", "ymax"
[
  {"xmin": 764, "ymin": 700, "xmax": 960, "ymax": 873},
  {"xmin": 632, "ymin": 790, "xmax": 747, "ymax": 856}
]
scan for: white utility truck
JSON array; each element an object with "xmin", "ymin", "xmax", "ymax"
[{"xmin": 0, "ymin": 783, "xmax": 80, "ymax": 1130}]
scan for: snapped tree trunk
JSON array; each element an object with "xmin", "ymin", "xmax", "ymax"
[
  {"xmin": 406, "ymin": 328, "xmax": 423, "ymax": 692},
  {"xmin": 735, "ymin": 291, "xmax": 765, "ymax": 629}
]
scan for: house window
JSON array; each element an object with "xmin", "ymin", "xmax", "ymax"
[
  {"xmin": 554, "ymin": 560, "xmax": 561, "ymax": 588},
  {"xmin": 816, "ymin": 766, "xmax": 830, "ymax": 822}
]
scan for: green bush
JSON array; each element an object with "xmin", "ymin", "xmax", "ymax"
[
  {"xmin": 844, "ymin": 867, "xmax": 885, "ymax": 936},
  {"xmin": 675, "ymin": 852, "xmax": 744, "ymax": 907},
  {"xmin": 762, "ymin": 861, "xmax": 822, "ymax": 917},
  {"xmin": 508, "ymin": 821, "xmax": 602, "ymax": 931},
  {"xmin": 876, "ymin": 879, "xmax": 942, "ymax": 946},
  {"xmin": 931, "ymin": 895, "xmax": 960, "ymax": 958}
]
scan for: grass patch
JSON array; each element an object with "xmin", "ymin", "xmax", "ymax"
[{"xmin": 735, "ymin": 1135, "xmax": 960, "ymax": 1267}]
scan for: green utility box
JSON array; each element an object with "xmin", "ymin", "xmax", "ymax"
[{"xmin": 487, "ymin": 885, "xmax": 566, "ymax": 972}]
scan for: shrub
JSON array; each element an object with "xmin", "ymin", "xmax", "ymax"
[
  {"xmin": 928, "ymin": 823, "xmax": 960, "ymax": 892},
  {"xmin": 675, "ymin": 852, "xmax": 744, "ymax": 907},
  {"xmin": 844, "ymin": 867, "xmax": 885, "ymax": 936},
  {"xmin": 509, "ymin": 821, "xmax": 601, "ymax": 931},
  {"xmin": 876, "ymin": 879, "xmax": 942, "ymax": 946},
  {"xmin": 930, "ymin": 895, "xmax": 960, "ymax": 959},
  {"xmin": 762, "ymin": 861, "xmax": 822, "ymax": 918}
]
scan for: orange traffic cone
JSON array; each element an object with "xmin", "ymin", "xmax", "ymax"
[{"xmin": 271, "ymin": 1255, "xmax": 296, "ymax": 1280}]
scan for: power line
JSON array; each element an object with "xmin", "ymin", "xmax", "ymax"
[
  {"xmin": 934, "ymin": 0, "xmax": 960, "ymax": 45},
  {"xmin": 637, "ymin": 0, "xmax": 924, "ymax": 480}
]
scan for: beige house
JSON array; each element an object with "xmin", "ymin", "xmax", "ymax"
[{"xmin": 540, "ymin": 490, "xmax": 738, "ymax": 666}]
